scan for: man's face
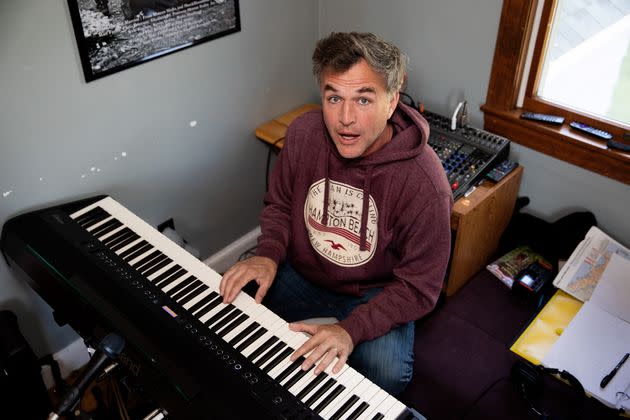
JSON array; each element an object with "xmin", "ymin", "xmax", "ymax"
[{"xmin": 320, "ymin": 59, "xmax": 399, "ymax": 159}]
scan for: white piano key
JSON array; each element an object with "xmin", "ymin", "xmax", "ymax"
[
  {"xmin": 182, "ymin": 288, "xmax": 215, "ymax": 310},
  {"xmin": 324, "ymin": 378, "xmax": 371, "ymax": 420},
  {"xmin": 85, "ymin": 215, "xmax": 114, "ymax": 232},
  {"xmin": 369, "ymin": 395, "xmax": 398, "ymax": 420},
  {"xmin": 266, "ymin": 333, "xmax": 307, "ymax": 378},
  {"xmin": 146, "ymin": 261, "xmax": 178, "ymax": 282},
  {"xmin": 319, "ymin": 373, "xmax": 365, "ymax": 419},
  {"xmin": 113, "ymin": 237, "xmax": 143, "ymax": 256},
  {"xmin": 241, "ymin": 317, "xmax": 286, "ymax": 357},
  {"xmin": 267, "ymin": 331, "xmax": 304, "ymax": 378},
  {"xmin": 355, "ymin": 389, "xmax": 390, "ymax": 420},
  {"xmin": 161, "ymin": 273, "xmax": 192, "ymax": 294},
  {"xmin": 383, "ymin": 399, "xmax": 407, "ymax": 420},
  {"xmin": 97, "ymin": 224, "xmax": 125, "ymax": 242}
]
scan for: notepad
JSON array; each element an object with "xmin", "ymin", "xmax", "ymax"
[{"xmin": 543, "ymin": 254, "xmax": 630, "ymax": 410}]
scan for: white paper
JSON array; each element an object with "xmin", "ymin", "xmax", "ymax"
[
  {"xmin": 543, "ymin": 301, "xmax": 630, "ymax": 408},
  {"xmin": 591, "ymin": 253, "xmax": 630, "ymax": 323},
  {"xmin": 553, "ymin": 226, "xmax": 630, "ymax": 302}
]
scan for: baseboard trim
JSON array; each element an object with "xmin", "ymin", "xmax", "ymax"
[{"xmin": 203, "ymin": 226, "xmax": 260, "ymax": 274}]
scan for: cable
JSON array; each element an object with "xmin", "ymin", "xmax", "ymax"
[
  {"xmin": 399, "ymin": 91, "xmax": 418, "ymax": 109},
  {"xmin": 459, "ymin": 376, "xmax": 509, "ymax": 419}
]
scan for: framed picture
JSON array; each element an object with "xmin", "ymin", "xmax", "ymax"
[{"xmin": 67, "ymin": 0, "xmax": 241, "ymax": 82}]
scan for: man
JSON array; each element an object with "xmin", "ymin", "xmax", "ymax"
[{"xmin": 220, "ymin": 32, "xmax": 452, "ymax": 395}]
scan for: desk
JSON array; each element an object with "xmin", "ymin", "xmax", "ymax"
[{"xmin": 255, "ymin": 104, "xmax": 523, "ymax": 296}]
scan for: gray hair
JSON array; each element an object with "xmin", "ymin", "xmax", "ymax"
[{"xmin": 312, "ymin": 32, "xmax": 407, "ymax": 96}]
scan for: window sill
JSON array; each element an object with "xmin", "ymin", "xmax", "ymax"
[{"xmin": 481, "ymin": 105, "xmax": 630, "ymax": 185}]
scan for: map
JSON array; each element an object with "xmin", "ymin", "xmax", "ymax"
[{"xmin": 554, "ymin": 226, "xmax": 630, "ymax": 302}]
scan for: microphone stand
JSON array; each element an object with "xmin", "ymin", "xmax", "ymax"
[{"xmin": 48, "ymin": 333, "xmax": 125, "ymax": 420}]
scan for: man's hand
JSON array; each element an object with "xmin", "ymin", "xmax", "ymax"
[
  {"xmin": 220, "ymin": 256, "xmax": 277, "ymax": 304},
  {"xmin": 289, "ymin": 323, "xmax": 353, "ymax": 375}
]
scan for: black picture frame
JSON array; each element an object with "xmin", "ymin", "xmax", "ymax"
[{"xmin": 67, "ymin": 0, "xmax": 241, "ymax": 82}]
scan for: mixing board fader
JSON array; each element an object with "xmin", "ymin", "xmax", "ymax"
[{"xmin": 422, "ymin": 110, "xmax": 510, "ymax": 200}]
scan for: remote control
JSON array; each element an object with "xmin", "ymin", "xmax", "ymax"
[
  {"xmin": 520, "ymin": 112, "xmax": 565, "ymax": 125},
  {"xmin": 485, "ymin": 159, "xmax": 518, "ymax": 183},
  {"xmin": 569, "ymin": 121, "xmax": 613, "ymax": 140},
  {"xmin": 607, "ymin": 139, "xmax": 630, "ymax": 152}
]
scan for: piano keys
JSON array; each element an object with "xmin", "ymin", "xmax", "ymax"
[{"xmin": 1, "ymin": 196, "xmax": 423, "ymax": 420}]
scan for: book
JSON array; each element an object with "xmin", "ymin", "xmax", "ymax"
[
  {"xmin": 486, "ymin": 246, "xmax": 549, "ymax": 288},
  {"xmin": 553, "ymin": 226, "xmax": 630, "ymax": 302},
  {"xmin": 543, "ymin": 253, "xmax": 630, "ymax": 410}
]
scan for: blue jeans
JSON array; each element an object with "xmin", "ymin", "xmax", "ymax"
[{"xmin": 262, "ymin": 263, "xmax": 415, "ymax": 396}]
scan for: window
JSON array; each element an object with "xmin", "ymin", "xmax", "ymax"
[{"xmin": 481, "ymin": 0, "xmax": 630, "ymax": 184}]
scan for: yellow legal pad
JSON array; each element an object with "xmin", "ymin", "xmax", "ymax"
[{"xmin": 510, "ymin": 290, "xmax": 583, "ymax": 365}]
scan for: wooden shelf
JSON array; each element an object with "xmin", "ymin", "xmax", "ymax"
[{"xmin": 255, "ymin": 104, "xmax": 523, "ymax": 297}]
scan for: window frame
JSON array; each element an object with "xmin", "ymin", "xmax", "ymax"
[{"xmin": 481, "ymin": 0, "xmax": 630, "ymax": 185}]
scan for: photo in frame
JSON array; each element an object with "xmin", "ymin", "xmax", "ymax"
[{"xmin": 67, "ymin": 0, "xmax": 241, "ymax": 82}]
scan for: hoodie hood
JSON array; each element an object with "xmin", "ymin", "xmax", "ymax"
[{"xmin": 321, "ymin": 102, "xmax": 431, "ymax": 251}]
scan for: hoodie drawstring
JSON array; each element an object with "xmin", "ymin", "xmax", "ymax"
[
  {"xmin": 359, "ymin": 166, "xmax": 373, "ymax": 251},
  {"xmin": 321, "ymin": 149, "xmax": 330, "ymax": 227}
]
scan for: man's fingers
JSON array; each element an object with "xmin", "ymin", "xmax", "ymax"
[
  {"xmin": 332, "ymin": 353, "xmax": 347, "ymax": 374},
  {"xmin": 314, "ymin": 347, "xmax": 338, "ymax": 375},
  {"xmin": 224, "ymin": 275, "xmax": 251, "ymax": 303},
  {"xmin": 289, "ymin": 322, "xmax": 319, "ymax": 335},
  {"xmin": 254, "ymin": 280, "xmax": 270, "ymax": 303}
]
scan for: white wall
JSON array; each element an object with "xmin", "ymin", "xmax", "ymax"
[
  {"xmin": 319, "ymin": 0, "xmax": 630, "ymax": 244},
  {"xmin": 0, "ymin": 0, "xmax": 318, "ymax": 355}
]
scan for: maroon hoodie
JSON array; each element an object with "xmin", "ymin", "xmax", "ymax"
[{"xmin": 257, "ymin": 102, "xmax": 453, "ymax": 345}]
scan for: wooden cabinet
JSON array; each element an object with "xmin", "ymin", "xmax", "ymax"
[{"xmin": 255, "ymin": 104, "xmax": 523, "ymax": 296}]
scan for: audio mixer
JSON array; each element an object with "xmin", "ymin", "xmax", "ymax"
[{"xmin": 422, "ymin": 110, "xmax": 511, "ymax": 200}]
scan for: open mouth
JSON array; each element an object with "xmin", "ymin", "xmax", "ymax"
[{"xmin": 337, "ymin": 132, "xmax": 360, "ymax": 142}]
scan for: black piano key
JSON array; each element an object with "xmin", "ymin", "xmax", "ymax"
[
  {"xmin": 295, "ymin": 371, "xmax": 327, "ymax": 400},
  {"xmin": 123, "ymin": 242, "xmax": 154, "ymax": 262},
  {"xmin": 209, "ymin": 308, "xmax": 242, "ymax": 333},
  {"xmin": 171, "ymin": 279, "xmax": 203, "ymax": 302},
  {"xmin": 152, "ymin": 265, "xmax": 182, "ymax": 285},
  {"xmin": 92, "ymin": 218, "xmax": 123, "ymax": 238},
  {"xmin": 313, "ymin": 384, "xmax": 345, "ymax": 414},
  {"xmin": 192, "ymin": 295, "xmax": 223, "ymax": 320},
  {"xmin": 275, "ymin": 356, "xmax": 305, "ymax": 385},
  {"xmin": 87, "ymin": 216, "xmax": 116, "ymax": 234},
  {"xmin": 142, "ymin": 257, "xmax": 173, "ymax": 278},
  {"xmin": 228, "ymin": 321, "xmax": 259, "ymax": 346},
  {"xmin": 283, "ymin": 365, "xmax": 312, "ymax": 390},
  {"xmin": 262, "ymin": 347, "xmax": 294, "ymax": 374},
  {"xmin": 235, "ymin": 326, "xmax": 267, "ymax": 352},
  {"xmin": 74, "ymin": 207, "xmax": 106, "ymax": 225},
  {"xmin": 77, "ymin": 208, "xmax": 109, "ymax": 228},
  {"xmin": 138, "ymin": 253, "xmax": 169, "ymax": 274},
  {"xmin": 254, "ymin": 341, "xmax": 286, "ymax": 367},
  {"xmin": 188, "ymin": 291, "xmax": 219, "ymax": 314},
  {"xmin": 119, "ymin": 240, "xmax": 150, "ymax": 260},
  {"xmin": 131, "ymin": 250, "xmax": 162, "ymax": 269},
  {"xmin": 216, "ymin": 313, "xmax": 249, "ymax": 338},
  {"xmin": 304, "ymin": 377, "xmax": 336, "ymax": 407},
  {"xmin": 246, "ymin": 336, "xmax": 279, "ymax": 362},
  {"xmin": 203, "ymin": 305, "xmax": 235, "ymax": 327},
  {"xmin": 155, "ymin": 268, "xmax": 187, "ymax": 289},
  {"xmin": 370, "ymin": 414, "xmax": 385, "ymax": 420},
  {"xmin": 178, "ymin": 284, "xmax": 208, "ymax": 306},
  {"xmin": 102, "ymin": 227, "xmax": 134, "ymax": 247},
  {"xmin": 166, "ymin": 275, "xmax": 196, "ymax": 298},
  {"xmin": 110, "ymin": 233, "xmax": 140, "ymax": 252},
  {"xmin": 346, "ymin": 401, "xmax": 369, "ymax": 420},
  {"xmin": 329, "ymin": 395, "xmax": 360, "ymax": 420}
]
